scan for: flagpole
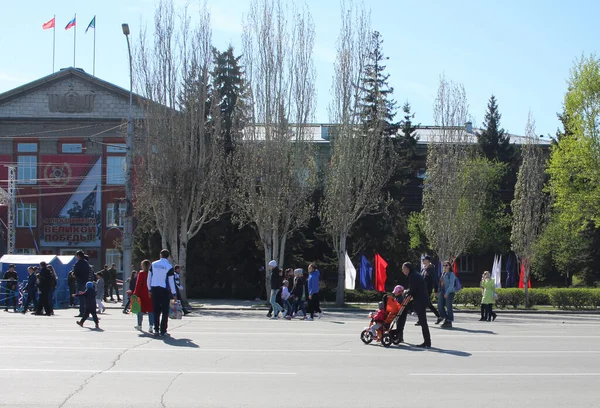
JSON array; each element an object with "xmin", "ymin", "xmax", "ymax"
[
  {"xmin": 93, "ymin": 17, "xmax": 96, "ymax": 76},
  {"xmin": 52, "ymin": 15, "xmax": 56, "ymax": 73},
  {"xmin": 73, "ymin": 13, "xmax": 77, "ymax": 67}
]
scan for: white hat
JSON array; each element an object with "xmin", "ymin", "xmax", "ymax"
[{"xmin": 268, "ymin": 260, "xmax": 277, "ymax": 268}]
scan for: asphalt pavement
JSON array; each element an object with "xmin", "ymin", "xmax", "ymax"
[{"xmin": 1, "ymin": 307, "xmax": 599, "ymax": 408}]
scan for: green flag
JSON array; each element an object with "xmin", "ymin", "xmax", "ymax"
[{"xmin": 85, "ymin": 16, "xmax": 95, "ymax": 34}]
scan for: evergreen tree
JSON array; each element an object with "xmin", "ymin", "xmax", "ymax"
[
  {"xmin": 211, "ymin": 45, "xmax": 248, "ymax": 154},
  {"xmin": 477, "ymin": 95, "xmax": 513, "ymax": 163},
  {"xmin": 358, "ymin": 31, "xmax": 399, "ymax": 137}
]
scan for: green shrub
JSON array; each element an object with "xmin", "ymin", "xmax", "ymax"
[
  {"xmin": 344, "ymin": 289, "xmax": 381, "ymax": 303},
  {"xmin": 529, "ymin": 288, "xmax": 551, "ymax": 306},
  {"xmin": 454, "ymin": 288, "xmax": 482, "ymax": 307}
]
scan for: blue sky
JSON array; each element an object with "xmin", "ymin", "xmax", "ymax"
[{"xmin": 1, "ymin": 0, "xmax": 598, "ymax": 137}]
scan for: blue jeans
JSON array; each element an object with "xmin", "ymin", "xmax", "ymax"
[
  {"xmin": 137, "ymin": 312, "xmax": 155, "ymax": 328},
  {"xmin": 282, "ymin": 299, "xmax": 292, "ymax": 316},
  {"xmin": 270, "ymin": 289, "xmax": 283, "ymax": 316},
  {"xmin": 438, "ymin": 292, "xmax": 455, "ymax": 322},
  {"xmin": 292, "ymin": 298, "xmax": 306, "ymax": 316}
]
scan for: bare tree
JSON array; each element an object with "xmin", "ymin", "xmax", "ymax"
[
  {"xmin": 134, "ymin": 0, "xmax": 227, "ymax": 302},
  {"xmin": 320, "ymin": 2, "xmax": 392, "ymax": 305},
  {"xmin": 233, "ymin": 0, "xmax": 316, "ymax": 295},
  {"xmin": 511, "ymin": 112, "xmax": 547, "ymax": 307},
  {"xmin": 423, "ymin": 76, "xmax": 502, "ymax": 263}
]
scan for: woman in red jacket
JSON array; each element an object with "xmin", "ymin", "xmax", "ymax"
[{"xmin": 133, "ymin": 259, "xmax": 154, "ymax": 333}]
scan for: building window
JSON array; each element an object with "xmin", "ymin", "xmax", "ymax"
[
  {"xmin": 16, "ymin": 248, "xmax": 36, "ymax": 255},
  {"xmin": 458, "ymin": 254, "xmax": 474, "ymax": 274},
  {"xmin": 16, "ymin": 203, "xmax": 37, "ymax": 228},
  {"xmin": 107, "ymin": 144, "xmax": 127, "ymax": 153},
  {"xmin": 17, "ymin": 156, "xmax": 37, "ymax": 184},
  {"xmin": 105, "ymin": 249, "xmax": 122, "ymax": 273},
  {"xmin": 62, "ymin": 143, "xmax": 83, "ymax": 153},
  {"xmin": 106, "ymin": 156, "xmax": 125, "ymax": 185},
  {"xmin": 17, "ymin": 143, "xmax": 38, "ymax": 153},
  {"xmin": 106, "ymin": 203, "xmax": 125, "ymax": 228}
]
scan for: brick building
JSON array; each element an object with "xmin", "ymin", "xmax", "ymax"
[{"xmin": 0, "ymin": 67, "xmax": 143, "ymax": 271}]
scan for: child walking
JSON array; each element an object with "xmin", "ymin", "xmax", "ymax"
[
  {"xmin": 74, "ymin": 281, "xmax": 100, "ymax": 329},
  {"xmin": 480, "ymin": 271, "xmax": 497, "ymax": 322},
  {"xmin": 281, "ymin": 280, "xmax": 293, "ymax": 320},
  {"xmin": 95, "ymin": 272, "xmax": 105, "ymax": 313}
]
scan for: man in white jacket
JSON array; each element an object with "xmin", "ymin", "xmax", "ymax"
[{"xmin": 147, "ymin": 249, "xmax": 176, "ymax": 336}]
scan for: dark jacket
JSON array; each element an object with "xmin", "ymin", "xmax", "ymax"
[
  {"xmin": 38, "ymin": 267, "xmax": 54, "ymax": 292},
  {"xmin": 107, "ymin": 267, "xmax": 117, "ymax": 283},
  {"xmin": 76, "ymin": 286, "xmax": 97, "ymax": 311},
  {"xmin": 421, "ymin": 264, "xmax": 438, "ymax": 293},
  {"xmin": 291, "ymin": 276, "xmax": 304, "ymax": 298},
  {"xmin": 3, "ymin": 270, "xmax": 18, "ymax": 290},
  {"xmin": 270, "ymin": 267, "xmax": 282, "ymax": 289},
  {"xmin": 405, "ymin": 270, "xmax": 429, "ymax": 307},
  {"xmin": 26, "ymin": 273, "xmax": 37, "ymax": 292},
  {"xmin": 74, "ymin": 259, "xmax": 91, "ymax": 286}
]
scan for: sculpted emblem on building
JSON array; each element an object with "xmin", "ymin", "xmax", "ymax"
[
  {"xmin": 44, "ymin": 162, "xmax": 72, "ymax": 186},
  {"xmin": 48, "ymin": 86, "xmax": 95, "ymax": 113}
]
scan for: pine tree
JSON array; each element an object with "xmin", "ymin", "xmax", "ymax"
[
  {"xmin": 358, "ymin": 31, "xmax": 399, "ymax": 137},
  {"xmin": 477, "ymin": 95, "xmax": 513, "ymax": 163},
  {"xmin": 211, "ymin": 46, "xmax": 248, "ymax": 154}
]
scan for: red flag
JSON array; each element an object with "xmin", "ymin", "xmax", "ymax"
[
  {"xmin": 518, "ymin": 263, "xmax": 531, "ymax": 288},
  {"xmin": 453, "ymin": 259, "xmax": 458, "ymax": 276},
  {"xmin": 374, "ymin": 253, "xmax": 388, "ymax": 292},
  {"xmin": 43, "ymin": 17, "xmax": 55, "ymax": 30}
]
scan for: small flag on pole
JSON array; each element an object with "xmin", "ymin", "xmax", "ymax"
[
  {"xmin": 42, "ymin": 17, "xmax": 55, "ymax": 30},
  {"xmin": 344, "ymin": 251, "xmax": 357, "ymax": 290},
  {"xmin": 65, "ymin": 16, "xmax": 76, "ymax": 30},
  {"xmin": 86, "ymin": 16, "xmax": 96, "ymax": 33}
]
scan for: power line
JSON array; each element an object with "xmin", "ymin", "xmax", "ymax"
[{"xmin": 0, "ymin": 123, "xmax": 125, "ymax": 140}]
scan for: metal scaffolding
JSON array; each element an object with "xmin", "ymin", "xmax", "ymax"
[{"xmin": 1, "ymin": 166, "xmax": 16, "ymax": 254}]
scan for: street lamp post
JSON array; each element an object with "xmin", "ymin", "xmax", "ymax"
[{"xmin": 121, "ymin": 23, "xmax": 133, "ymax": 306}]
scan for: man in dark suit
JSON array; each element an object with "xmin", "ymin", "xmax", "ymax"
[
  {"xmin": 73, "ymin": 250, "xmax": 91, "ymax": 317},
  {"xmin": 396, "ymin": 261, "xmax": 431, "ymax": 348}
]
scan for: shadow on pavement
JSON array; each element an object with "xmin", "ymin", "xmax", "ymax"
[
  {"xmin": 437, "ymin": 326, "xmax": 496, "ymax": 335},
  {"xmin": 385, "ymin": 344, "xmax": 472, "ymax": 357},
  {"xmin": 162, "ymin": 336, "xmax": 199, "ymax": 348}
]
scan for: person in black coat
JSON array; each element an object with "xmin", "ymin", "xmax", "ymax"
[
  {"xmin": 417, "ymin": 256, "xmax": 441, "ymax": 325},
  {"xmin": 73, "ymin": 250, "xmax": 91, "ymax": 317},
  {"xmin": 396, "ymin": 262, "xmax": 431, "ymax": 348},
  {"xmin": 3, "ymin": 264, "xmax": 18, "ymax": 312},
  {"xmin": 74, "ymin": 281, "xmax": 99, "ymax": 329},
  {"xmin": 35, "ymin": 262, "xmax": 54, "ymax": 316},
  {"xmin": 22, "ymin": 266, "xmax": 38, "ymax": 313}
]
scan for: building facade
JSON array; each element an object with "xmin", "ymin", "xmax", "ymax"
[{"xmin": 0, "ymin": 67, "xmax": 143, "ymax": 272}]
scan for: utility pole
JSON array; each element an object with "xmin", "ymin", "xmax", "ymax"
[
  {"xmin": 121, "ymin": 23, "xmax": 133, "ymax": 305},
  {"xmin": 7, "ymin": 166, "xmax": 16, "ymax": 254}
]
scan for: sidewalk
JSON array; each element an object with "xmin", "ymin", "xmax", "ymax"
[{"xmin": 98, "ymin": 298, "xmax": 600, "ymax": 315}]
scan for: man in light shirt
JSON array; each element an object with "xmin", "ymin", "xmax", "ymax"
[{"xmin": 147, "ymin": 249, "xmax": 176, "ymax": 336}]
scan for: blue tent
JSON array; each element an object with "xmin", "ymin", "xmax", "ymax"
[{"xmin": 0, "ymin": 254, "xmax": 75, "ymax": 307}]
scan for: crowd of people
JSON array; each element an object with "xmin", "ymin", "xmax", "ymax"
[
  {"xmin": 3, "ymin": 250, "xmax": 500, "ymax": 343},
  {"xmin": 266, "ymin": 260, "xmax": 322, "ymax": 320}
]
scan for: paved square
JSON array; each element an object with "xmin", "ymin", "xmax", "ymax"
[{"xmin": 1, "ymin": 309, "xmax": 599, "ymax": 408}]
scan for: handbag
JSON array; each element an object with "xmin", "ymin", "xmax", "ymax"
[
  {"xmin": 454, "ymin": 276, "xmax": 462, "ymax": 292},
  {"xmin": 130, "ymin": 294, "xmax": 141, "ymax": 314},
  {"xmin": 169, "ymin": 299, "xmax": 183, "ymax": 320}
]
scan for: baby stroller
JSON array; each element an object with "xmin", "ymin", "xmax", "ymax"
[
  {"xmin": 387, "ymin": 295, "xmax": 413, "ymax": 346},
  {"xmin": 360, "ymin": 294, "xmax": 406, "ymax": 347}
]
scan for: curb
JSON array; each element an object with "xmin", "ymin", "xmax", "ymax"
[{"xmin": 189, "ymin": 306, "xmax": 600, "ymax": 315}]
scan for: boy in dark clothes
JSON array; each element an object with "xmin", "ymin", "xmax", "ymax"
[{"xmin": 74, "ymin": 281, "xmax": 100, "ymax": 329}]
